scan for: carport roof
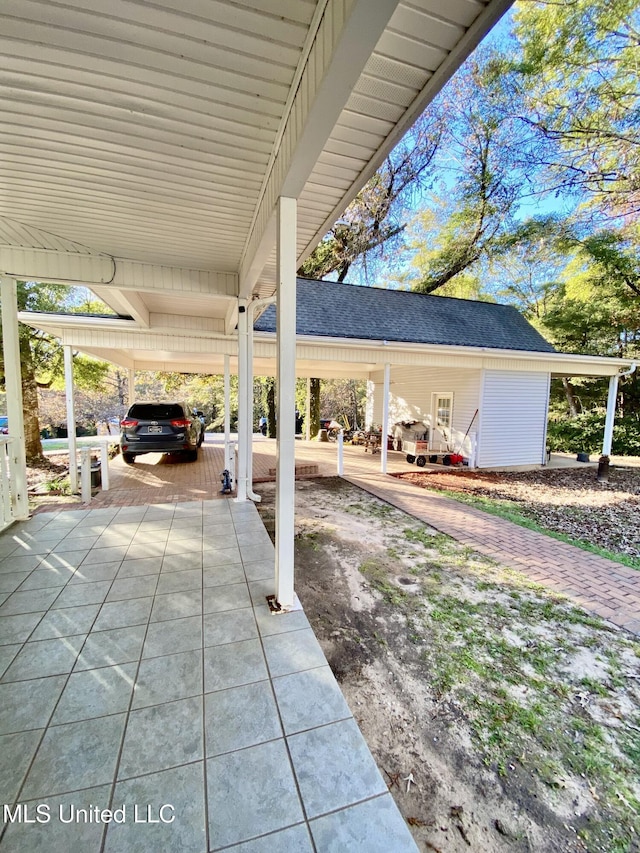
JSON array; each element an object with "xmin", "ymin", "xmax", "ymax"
[
  {"xmin": 254, "ymin": 277, "xmax": 557, "ymax": 353},
  {"xmin": 0, "ymin": 0, "xmax": 513, "ymax": 322}
]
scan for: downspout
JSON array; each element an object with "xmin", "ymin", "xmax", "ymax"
[
  {"xmin": 598, "ymin": 361, "xmax": 636, "ymax": 482},
  {"xmin": 246, "ymin": 295, "xmax": 277, "ymax": 502}
]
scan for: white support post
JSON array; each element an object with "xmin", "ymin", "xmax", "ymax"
[
  {"xmin": 223, "ymin": 355, "xmax": 231, "ymax": 446},
  {"xmin": 128, "ymin": 368, "xmax": 136, "ymax": 406},
  {"xmin": 337, "ymin": 430, "xmax": 344, "ymax": 475},
  {"xmin": 246, "ymin": 306, "xmax": 255, "ymax": 494},
  {"xmin": 602, "ymin": 374, "xmax": 619, "ymax": 457},
  {"xmin": 275, "ymin": 196, "xmax": 297, "ymax": 610},
  {"xmin": 0, "ymin": 278, "xmax": 29, "ymax": 519},
  {"xmin": 64, "ymin": 345, "xmax": 79, "ymax": 493},
  {"xmin": 223, "ymin": 354, "xmax": 234, "ymax": 482},
  {"xmin": 305, "ymin": 377, "xmax": 311, "ymax": 441},
  {"xmin": 80, "ymin": 446, "xmax": 92, "ymax": 504},
  {"xmin": 235, "ymin": 300, "xmax": 249, "ymax": 502},
  {"xmin": 99, "ymin": 441, "xmax": 110, "ymax": 491},
  {"xmin": 380, "ymin": 363, "xmax": 390, "ymax": 474}
]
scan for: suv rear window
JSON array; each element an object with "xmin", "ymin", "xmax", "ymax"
[{"xmin": 127, "ymin": 403, "xmax": 185, "ymax": 420}]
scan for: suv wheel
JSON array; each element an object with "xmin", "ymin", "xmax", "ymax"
[{"xmin": 122, "ymin": 452, "xmax": 136, "ymax": 465}]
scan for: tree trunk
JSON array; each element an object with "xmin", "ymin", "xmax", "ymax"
[
  {"xmin": 20, "ymin": 332, "xmax": 44, "ymax": 462},
  {"xmin": 309, "ymin": 378, "xmax": 321, "ymax": 438},
  {"xmin": 266, "ymin": 378, "xmax": 276, "ymax": 438},
  {"xmin": 562, "ymin": 377, "xmax": 581, "ymax": 417}
]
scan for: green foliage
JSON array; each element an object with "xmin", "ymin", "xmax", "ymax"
[
  {"xmin": 547, "ymin": 412, "xmax": 640, "ymax": 455},
  {"xmin": 513, "ymin": 0, "xmax": 640, "ymax": 216}
]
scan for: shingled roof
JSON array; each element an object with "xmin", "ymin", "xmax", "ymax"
[{"xmin": 254, "ymin": 278, "xmax": 556, "ymax": 353}]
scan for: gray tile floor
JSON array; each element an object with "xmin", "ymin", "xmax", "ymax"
[{"xmin": 0, "ymin": 500, "xmax": 417, "ymax": 852}]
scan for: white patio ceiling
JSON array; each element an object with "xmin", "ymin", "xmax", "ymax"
[{"xmin": 1, "ymin": 0, "xmax": 513, "ymax": 370}]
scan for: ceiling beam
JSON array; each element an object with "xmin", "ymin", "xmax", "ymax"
[
  {"xmin": 91, "ymin": 286, "xmax": 150, "ymax": 327},
  {"xmin": 1, "ymin": 243, "xmax": 238, "ymax": 298}
]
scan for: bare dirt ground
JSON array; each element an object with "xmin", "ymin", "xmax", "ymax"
[
  {"xmin": 395, "ymin": 465, "xmax": 640, "ymax": 562},
  {"xmin": 257, "ymin": 477, "xmax": 640, "ymax": 853}
]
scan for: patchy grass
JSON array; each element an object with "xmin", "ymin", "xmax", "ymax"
[
  {"xmin": 278, "ymin": 478, "xmax": 640, "ymax": 853},
  {"xmin": 290, "ymin": 480, "xmax": 640, "ymax": 853},
  {"xmin": 383, "ymin": 522, "xmax": 640, "ymax": 852}
]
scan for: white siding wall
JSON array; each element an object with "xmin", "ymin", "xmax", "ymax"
[
  {"xmin": 370, "ymin": 366, "xmax": 482, "ymax": 458},
  {"xmin": 477, "ymin": 370, "xmax": 550, "ymax": 467}
]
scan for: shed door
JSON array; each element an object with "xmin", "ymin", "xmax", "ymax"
[{"xmin": 430, "ymin": 393, "xmax": 453, "ymax": 452}]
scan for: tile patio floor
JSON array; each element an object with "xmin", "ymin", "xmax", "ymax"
[{"xmin": 0, "ymin": 499, "xmax": 418, "ymax": 852}]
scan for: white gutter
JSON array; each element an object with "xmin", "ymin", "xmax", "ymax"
[
  {"xmin": 252, "ymin": 331, "xmax": 636, "ymax": 373},
  {"xmin": 18, "ymin": 312, "xmax": 138, "ymax": 331}
]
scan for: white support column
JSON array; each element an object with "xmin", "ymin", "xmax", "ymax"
[
  {"xmin": 64, "ymin": 345, "xmax": 79, "ymax": 493},
  {"xmin": 380, "ymin": 363, "xmax": 390, "ymax": 474},
  {"xmin": 235, "ymin": 300, "xmax": 249, "ymax": 502},
  {"xmin": 99, "ymin": 441, "xmax": 110, "ymax": 491},
  {"xmin": 602, "ymin": 374, "xmax": 619, "ymax": 457},
  {"xmin": 0, "ymin": 278, "xmax": 29, "ymax": 519},
  {"xmin": 275, "ymin": 197, "xmax": 297, "ymax": 609},
  {"xmin": 305, "ymin": 377, "xmax": 311, "ymax": 441},
  {"xmin": 223, "ymin": 355, "xmax": 231, "ymax": 445},
  {"xmin": 246, "ymin": 308, "xmax": 255, "ymax": 492},
  {"xmin": 128, "ymin": 368, "xmax": 136, "ymax": 406}
]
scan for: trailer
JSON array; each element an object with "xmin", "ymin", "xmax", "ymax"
[
  {"xmin": 403, "ymin": 439, "xmax": 464, "ymax": 467},
  {"xmin": 403, "ymin": 439, "xmax": 429, "ymax": 467}
]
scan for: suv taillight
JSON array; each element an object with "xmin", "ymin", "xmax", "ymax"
[
  {"xmin": 170, "ymin": 418, "xmax": 191, "ymax": 428},
  {"xmin": 121, "ymin": 418, "xmax": 138, "ymax": 428}
]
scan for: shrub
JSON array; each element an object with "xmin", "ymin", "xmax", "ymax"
[{"xmin": 547, "ymin": 412, "xmax": 640, "ymax": 455}]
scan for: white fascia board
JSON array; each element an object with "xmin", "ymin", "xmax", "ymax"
[
  {"xmin": 239, "ymin": 0, "xmax": 399, "ymax": 298},
  {"xmin": 19, "ymin": 310, "xmax": 230, "ymax": 339},
  {"xmin": 48, "ymin": 329, "xmax": 237, "ymax": 356},
  {"xmin": 18, "ymin": 311, "xmax": 138, "ymax": 333},
  {"xmin": 253, "ymin": 331, "xmax": 635, "ymax": 376}
]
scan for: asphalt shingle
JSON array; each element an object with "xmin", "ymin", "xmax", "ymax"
[{"xmin": 254, "ymin": 277, "xmax": 556, "ymax": 353}]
